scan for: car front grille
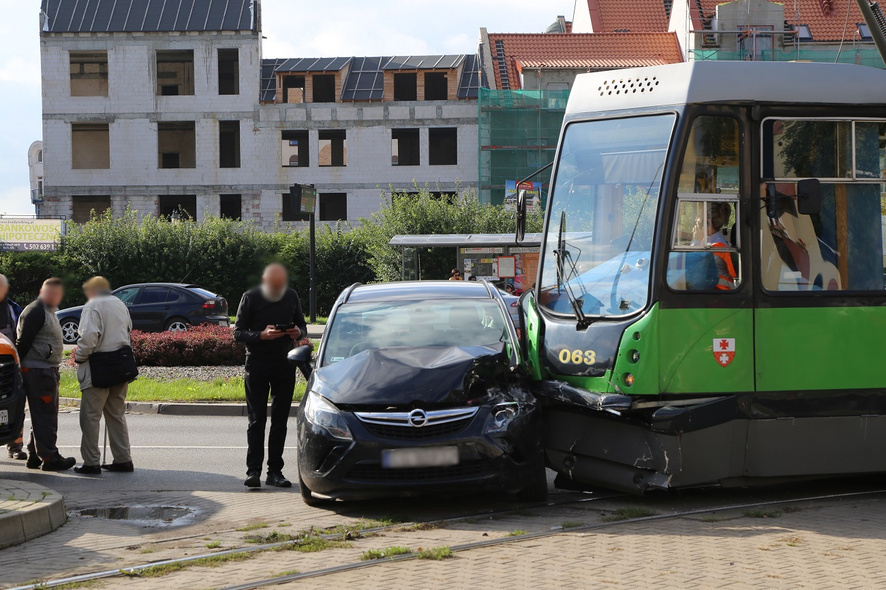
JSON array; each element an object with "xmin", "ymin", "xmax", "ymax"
[
  {"xmin": 354, "ymin": 407, "xmax": 479, "ymax": 441},
  {"xmin": 0, "ymin": 355, "xmax": 16, "ymax": 400},
  {"xmin": 347, "ymin": 461, "xmax": 486, "ymax": 482}
]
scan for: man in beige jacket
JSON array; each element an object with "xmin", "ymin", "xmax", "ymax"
[{"xmin": 74, "ymin": 277, "xmax": 135, "ymax": 475}]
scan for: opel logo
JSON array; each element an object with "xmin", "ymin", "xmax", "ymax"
[{"xmin": 408, "ymin": 409, "xmax": 428, "ymax": 428}]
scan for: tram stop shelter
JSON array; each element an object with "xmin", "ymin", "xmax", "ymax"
[{"xmin": 389, "ymin": 233, "xmax": 541, "ymax": 291}]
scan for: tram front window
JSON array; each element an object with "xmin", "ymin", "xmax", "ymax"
[{"xmin": 539, "ymin": 114, "xmax": 675, "ymax": 317}]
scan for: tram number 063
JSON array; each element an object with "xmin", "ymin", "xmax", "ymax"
[{"xmin": 558, "ymin": 348, "xmax": 596, "ymax": 366}]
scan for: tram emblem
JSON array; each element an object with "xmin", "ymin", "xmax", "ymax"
[{"xmin": 713, "ymin": 338, "xmax": 735, "ymax": 367}]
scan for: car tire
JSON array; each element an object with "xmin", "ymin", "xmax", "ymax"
[
  {"xmin": 60, "ymin": 319, "xmax": 80, "ymax": 344},
  {"xmin": 516, "ymin": 464, "xmax": 549, "ymax": 502},
  {"xmin": 298, "ymin": 471, "xmax": 331, "ymax": 507},
  {"xmin": 164, "ymin": 318, "xmax": 190, "ymax": 333}
]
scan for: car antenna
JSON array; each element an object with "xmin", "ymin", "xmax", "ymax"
[{"xmin": 177, "ymin": 267, "xmax": 194, "ymax": 285}]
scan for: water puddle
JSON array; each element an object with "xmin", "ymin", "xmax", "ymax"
[{"xmin": 76, "ymin": 505, "xmax": 197, "ymax": 527}]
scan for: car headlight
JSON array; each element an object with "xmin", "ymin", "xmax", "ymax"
[
  {"xmin": 485, "ymin": 403, "xmax": 523, "ymax": 434},
  {"xmin": 303, "ymin": 392, "xmax": 353, "ymax": 441}
]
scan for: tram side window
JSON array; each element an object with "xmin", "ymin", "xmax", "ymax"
[
  {"xmin": 667, "ymin": 116, "xmax": 741, "ymax": 292},
  {"xmin": 761, "ymin": 119, "xmax": 886, "ymax": 292}
]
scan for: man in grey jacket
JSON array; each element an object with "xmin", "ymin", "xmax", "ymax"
[
  {"xmin": 17, "ymin": 278, "xmax": 76, "ymax": 471},
  {"xmin": 74, "ymin": 277, "xmax": 134, "ymax": 475}
]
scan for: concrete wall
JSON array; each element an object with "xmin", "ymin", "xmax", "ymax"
[{"xmin": 40, "ymin": 31, "xmax": 478, "ymax": 229}]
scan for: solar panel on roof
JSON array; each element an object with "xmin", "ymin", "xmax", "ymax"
[{"xmin": 41, "ymin": 0, "xmax": 254, "ymax": 33}]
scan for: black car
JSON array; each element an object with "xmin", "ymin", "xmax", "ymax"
[
  {"xmin": 0, "ymin": 335, "xmax": 24, "ymax": 447},
  {"xmin": 296, "ymin": 281, "xmax": 546, "ymax": 506},
  {"xmin": 56, "ymin": 283, "xmax": 229, "ymax": 344}
]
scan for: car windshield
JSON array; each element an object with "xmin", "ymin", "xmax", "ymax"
[
  {"xmin": 322, "ymin": 299, "xmax": 510, "ymax": 365},
  {"xmin": 539, "ymin": 114, "xmax": 675, "ymax": 318}
]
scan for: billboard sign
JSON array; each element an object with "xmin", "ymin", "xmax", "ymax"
[{"xmin": 0, "ymin": 219, "xmax": 64, "ymax": 252}]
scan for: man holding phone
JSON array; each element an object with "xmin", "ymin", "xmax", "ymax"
[{"xmin": 234, "ymin": 263, "xmax": 309, "ymax": 488}]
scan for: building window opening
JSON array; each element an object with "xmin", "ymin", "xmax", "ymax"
[
  {"xmin": 71, "ymin": 123, "xmax": 110, "ymax": 169},
  {"xmin": 429, "ymin": 127, "xmax": 458, "ymax": 165},
  {"xmin": 219, "ymin": 120, "xmax": 241, "ymax": 168},
  {"xmin": 282, "ymin": 75, "xmax": 305, "ymax": 103},
  {"xmin": 156, "ymin": 50, "xmax": 195, "ymax": 96},
  {"xmin": 319, "ymin": 130, "xmax": 347, "ymax": 167},
  {"xmin": 319, "ymin": 193, "xmax": 348, "ymax": 221},
  {"xmin": 282, "ymin": 130, "xmax": 309, "ymax": 167},
  {"xmin": 70, "ymin": 51, "xmax": 108, "ymax": 97},
  {"xmin": 220, "ymin": 194, "xmax": 242, "ymax": 220},
  {"xmin": 424, "ymin": 72, "xmax": 448, "ymax": 100},
  {"xmin": 37, "ymin": 150, "xmax": 43, "ymax": 163},
  {"xmin": 218, "ymin": 48, "xmax": 240, "ymax": 95},
  {"xmin": 394, "ymin": 73, "xmax": 417, "ymax": 101},
  {"xmin": 313, "ymin": 74, "xmax": 336, "ymax": 102},
  {"xmin": 392, "ymin": 129, "xmax": 420, "ymax": 166},
  {"xmin": 158, "ymin": 195, "xmax": 197, "ymax": 220},
  {"xmin": 72, "ymin": 195, "xmax": 111, "ymax": 224},
  {"xmin": 158, "ymin": 122, "xmax": 196, "ymax": 169}
]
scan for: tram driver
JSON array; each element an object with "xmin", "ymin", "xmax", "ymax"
[{"xmin": 692, "ymin": 201, "xmax": 738, "ymax": 291}]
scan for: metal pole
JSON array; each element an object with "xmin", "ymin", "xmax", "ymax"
[
  {"xmin": 309, "ymin": 210, "xmax": 316, "ymax": 323},
  {"xmin": 857, "ymin": 0, "xmax": 886, "ymax": 66}
]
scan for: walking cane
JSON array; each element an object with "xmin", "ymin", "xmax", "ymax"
[{"xmin": 101, "ymin": 421, "xmax": 108, "ymax": 466}]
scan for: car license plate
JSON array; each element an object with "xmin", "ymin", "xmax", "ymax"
[
  {"xmin": 219, "ymin": 320, "xmax": 229, "ymax": 327},
  {"xmin": 381, "ymin": 447, "xmax": 459, "ymax": 469},
  {"xmin": 0, "ymin": 409, "xmax": 7, "ymax": 426}
]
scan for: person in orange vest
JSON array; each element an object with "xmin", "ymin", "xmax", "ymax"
[{"xmin": 703, "ymin": 202, "xmax": 738, "ymax": 291}]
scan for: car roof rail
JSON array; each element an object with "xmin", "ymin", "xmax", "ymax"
[{"xmin": 340, "ymin": 282, "xmax": 362, "ymax": 304}]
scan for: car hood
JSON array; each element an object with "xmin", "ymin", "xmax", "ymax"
[{"xmin": 312, "ymin": 344, "xmax": 515, "ymax": 408}]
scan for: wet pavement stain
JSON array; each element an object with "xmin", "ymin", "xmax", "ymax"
[{"xmin": 75, "ymin": 505, "xmax": 196, "ymax": 527}]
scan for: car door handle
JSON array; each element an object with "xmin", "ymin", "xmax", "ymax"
[{"xmin": 163, "ymin": 306, "xmax": 171, "ymax": 310}]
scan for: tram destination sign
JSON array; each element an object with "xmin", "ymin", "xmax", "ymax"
[{"xmin": 0, "ymin": 218, "xmax": 64, "ymax": 252}]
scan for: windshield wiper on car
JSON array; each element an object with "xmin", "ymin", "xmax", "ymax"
[{"xmin": 554, "ymin": 211, "xmax": 591, "ymax": 328}]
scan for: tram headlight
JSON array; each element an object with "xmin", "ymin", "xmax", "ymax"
[
  {"xmin": 623, "ymin": 373, "xmax": 635, "ymax": 387},
  {"xmin": 629, "ymin": 350, "xmax": 640, "ymax": 363}
]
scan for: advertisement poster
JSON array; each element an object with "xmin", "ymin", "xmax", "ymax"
[
  {"xmin": 513, "ymin": 250, "xmax": 539, "ymax": 292},
  {"xmin": 504, "ymin": 180, "xmax": 541, "ymax": 212},
  {"xmin": 0, "ymin": 219, "xmax": 64, "ymax": 252}
]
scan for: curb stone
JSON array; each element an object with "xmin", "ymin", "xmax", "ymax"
[
  {"xmin": 59, "ymin": 397, "xmax": 298, "ymax": 417},
  {"xmin": 0, "ymin": 480, "xmax": 66, "ymax": 549}
]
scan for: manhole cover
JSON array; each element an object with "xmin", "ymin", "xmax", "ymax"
[{"xmin": 76, "ymin": 505, "xmax": 196, "ymax": 527}]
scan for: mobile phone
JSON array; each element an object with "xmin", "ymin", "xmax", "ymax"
[{"xmin": 275, "ymin": 323, "xmax": 295, "ymax": 331}]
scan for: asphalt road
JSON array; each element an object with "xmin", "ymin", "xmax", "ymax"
[
  {"xmin": 0, "ymin": 412, "xmax": 558, "ymax": 497},
  {"xmin": 0, "ymin": 412, "xmax": 279, "ymax": 494}
]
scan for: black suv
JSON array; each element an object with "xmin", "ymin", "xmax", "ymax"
[{"xmin": 56, "ymin": 283, "xmax": 229, "ymax": 344}]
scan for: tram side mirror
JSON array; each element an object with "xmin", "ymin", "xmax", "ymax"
[
  {"xmin": 515, "ymin": 188, "xmax": 527, "ymax": 244},
  {"xmin": 764, "ymin": 184, "xmax": 779, "ymax": 219},
  {"xmin": 797, "ymin": 178, "xmax": 822, "ymax": 216}
]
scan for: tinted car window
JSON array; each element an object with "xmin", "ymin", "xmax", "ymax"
[
  {"xmin": 140, "ymin": 287, "xmax": 169, "ymax": 305},
  {"xmin": 323, "ymin": 299, "xmax": 509, "ymax": 365},
  {"xmin": 114, "ymin": 288, "xmax": 140, "ymax": 305},
  {"xmin": 166, "ymin": 289, "xmax": 182, "ymax": 303},
  {"xmin": 186, "ymin": 287, "xmax": 217, "ymax": 299}
]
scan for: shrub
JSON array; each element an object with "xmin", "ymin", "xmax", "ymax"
[{"xmin": 131, "ymin": 324, "xmax": 245, "ymax": 367}]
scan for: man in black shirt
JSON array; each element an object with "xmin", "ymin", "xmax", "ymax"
[{"xmin": 234, "ymin": 263, "xmax": 308, "ymax": 488}]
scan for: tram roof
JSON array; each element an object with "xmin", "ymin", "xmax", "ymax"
[{"xmin": 567, "ymin": 61, "xmax": 886, "ymax": 117}]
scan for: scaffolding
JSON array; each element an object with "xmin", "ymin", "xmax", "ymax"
[{"xmin": 478, "ymin": 88, "xmax": 570, "ymax": 205}]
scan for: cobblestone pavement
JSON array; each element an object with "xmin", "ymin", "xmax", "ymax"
[{"xmin": 3, "ymin": 484, "xmax": 886, "ymax": 590}]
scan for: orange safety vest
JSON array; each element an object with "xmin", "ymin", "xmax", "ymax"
[{"xmin": 710, "ymin": 241, "xmax": 738, "ymax": 291}]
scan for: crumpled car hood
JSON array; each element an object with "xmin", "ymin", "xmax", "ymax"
[{"xmin": 312, "ymin": 344, "xmax": 512, "ymax": 408}]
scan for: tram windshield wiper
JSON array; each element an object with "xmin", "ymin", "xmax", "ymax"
[{"xmin": 554, "ymin": 211, "xmax": 591, "ymax": 328}]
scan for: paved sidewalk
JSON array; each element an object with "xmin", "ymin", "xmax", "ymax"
[{"xmin": 0, "ymin": 480, "xmax": 65, "ymax": 550}]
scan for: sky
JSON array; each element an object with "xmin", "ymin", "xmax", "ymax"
[{"xmin": 0, "ymin": 0, "xmax": 576, "ymax": 215}]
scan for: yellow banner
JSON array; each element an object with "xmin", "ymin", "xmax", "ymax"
[{"xmin": 0, "ymin": 219, "xmax": 64, "ymax": 252}]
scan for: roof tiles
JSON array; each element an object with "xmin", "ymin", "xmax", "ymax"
[
  {"xmin": 485, "ymin": 32, "xmax": 684, "ymax": 90},
  {"xmin": 585, "ymin": 0, "xmax": 670, "ymax": 32}
]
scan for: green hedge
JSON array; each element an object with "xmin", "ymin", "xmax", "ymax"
[{"xmin": 0, "ymin": 189, "xmax": 543, "ymax": 315}]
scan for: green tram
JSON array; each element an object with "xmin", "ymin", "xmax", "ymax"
[{"xmin": 518, "ymin": 61, "xmax": 886, "ymax": 493}]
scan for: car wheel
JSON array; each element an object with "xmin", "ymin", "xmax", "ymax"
[
  {"xmin": 60, "ymin": 319, "xmax": 80, "ymax": 344},
  {"xmin": 165, "ymin": 318, "xmax": 190, "ymax": 333},
  {"xmin": 298, "ymin": 471, "xmax": 331, "ymax": 507},
  {"xmin": 516, "ymin": 464, "xmax": 549, "ymax": 502}
]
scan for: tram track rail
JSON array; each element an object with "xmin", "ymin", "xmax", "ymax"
[{"xmin": 9, "ymin": 486, "xmax": 886, "ymax": 590}]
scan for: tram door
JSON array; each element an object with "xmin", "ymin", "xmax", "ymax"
[{"xmin": 754, "ymin": 119, "xmax": 886, "ymax": 394}]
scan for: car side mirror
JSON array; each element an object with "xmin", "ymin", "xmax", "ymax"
[
  {"xmin": 287, "ymin": 344, "xmax": 312, "ymax": 364},
  {"xmin": 515, "ymin": 188, "xmax": 527, "ymax": 244},
  {"xmin": 797, "ymin": 178, "xmax": 822, "ymax": 216}
]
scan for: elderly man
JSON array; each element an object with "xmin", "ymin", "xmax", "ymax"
[
  {"xmin": 74, "ymin": 277, "xmax": 134, "ymax": 475},
  {"xmin": 0, "ymin": 275, "xmax": 24, "ymax": 460},
  {"xmin": 17, "ymin": 278, "xmax": 75, "ymax": 471},
  {"xmin": 234, "ymin": 263, "xmax": 308, "ymax": 488}
]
